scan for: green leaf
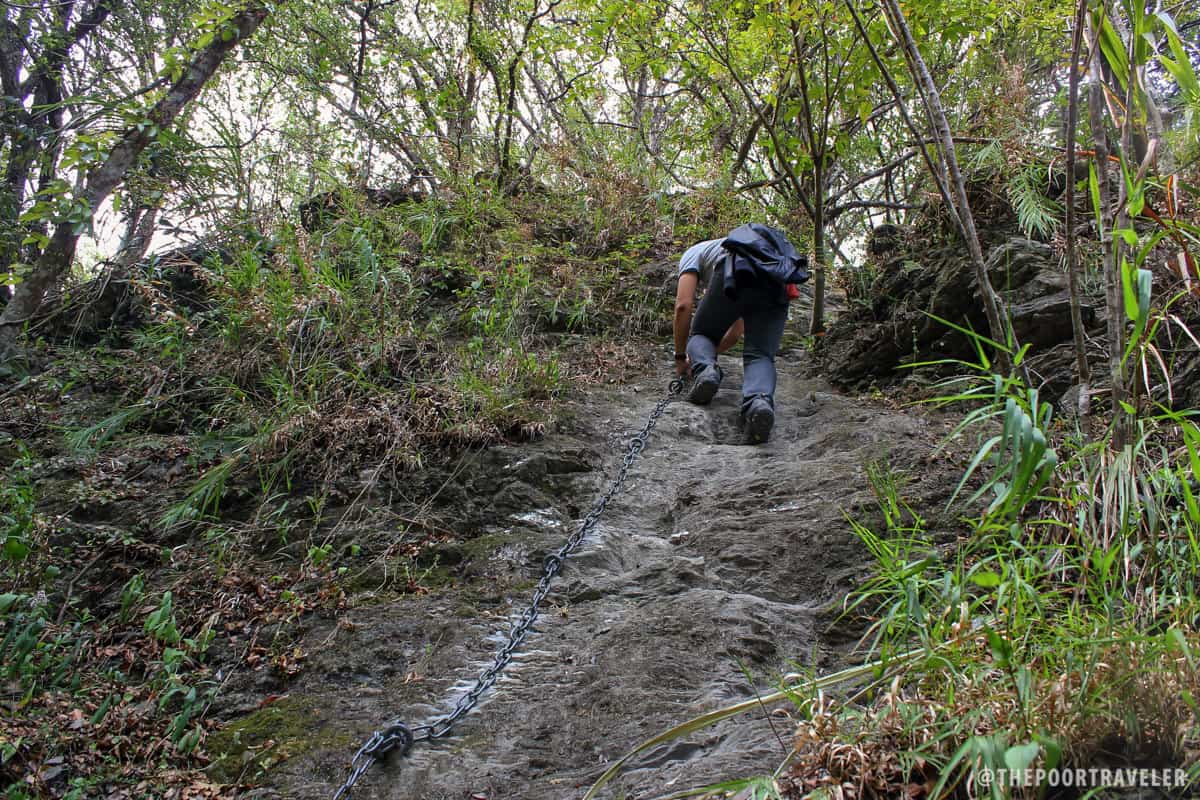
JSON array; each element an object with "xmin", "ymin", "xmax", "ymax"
[
  {"xmin": 1122, "ymin": 255, "xmax": 1139, "ymax": 320},
  {"xmin": 1157, "ymin": 25, "xmax": 1200, "ymax": 99},
  {"xmin": 1097, "ymin": 12, "xmax": 1130, "ymax": 91},
  {"xmin": 1169, "ymin": 627, "xmax": 1195, "ymax": 670},
  {"xmin": 858, "ymin": 100, "xmax": 872, "ymax": 125},
  {"xmin": 1136, "ymin": 267, "xmax": 1152, "ymax": 324},
  {"xmin": 1136, "ymin": 230, "xmax": 1168, "ymax": 265},
  {"xmin": 1181, "ymin": 478, "xmax": 1200, "ymax": 523},
  {"xmin": 1128, "ymin": 187, "xmax": 1144, "ymax": 217},
  {"xmin": 1004, "ymin": 741, "xmax": 1040, "ymax": 774},
  {"xmin": 1037, "ymin": 735, "xmax": 1063, "ymax": 771},
  {"xmin": 1089, "ymin": 163, "xmax": 1103, "ymax": 231},
  {"xmin": 1182, "ymin": 422, "xmax": 1200, "ymax": 483},
  {"xmin": 970, "ymin": 570, "xmax": 1002, "ymax": 588},
  {"xmin": 1009, "ymin": 168, "xmax": 1061, "ymax": 238},
  {"xmin": 986, "ymin": 629, "xmax": 1012, "ymax": 666},
  {"xmin": 4, "ymin": 537, "xmax": 30, "ymax": 562},
  {"xmin": 21, "ymin": 232, "xmax": 49, "ymax": 249},
  {"xmin": 89, "ymin": 693, "xmax": 114, "ymax": 726}
]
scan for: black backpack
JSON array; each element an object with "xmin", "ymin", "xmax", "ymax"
[{"xmin": 720, "ymin": 223, "xmax": 809, "ymax": 299}]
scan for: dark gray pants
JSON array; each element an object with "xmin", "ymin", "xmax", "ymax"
[{"xmin": 686, "ymin": 266, "xmax": 788, "ymax": 409}]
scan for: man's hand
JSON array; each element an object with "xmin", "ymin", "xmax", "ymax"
[{"xmin": 674, "ymin": 353, "xmax": 690, "ymax": 378}]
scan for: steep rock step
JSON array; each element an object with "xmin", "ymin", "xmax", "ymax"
[{"xmin": 256, "ymin": 351, "xmax": 949, "ymax": 799}]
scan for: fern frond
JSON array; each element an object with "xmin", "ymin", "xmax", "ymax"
[
  {"xmin": 1008, "ymin": 167, "xmax": 1062, "ymax": 240},
  {"xmin": 970, "ymin": 139, "xmax": 1004, "ymax": 173}
]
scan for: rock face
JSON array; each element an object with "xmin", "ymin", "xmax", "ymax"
[
  {"xmin": 243, "ymin": 350, "xmax": 959, "ymax": 799},
  {"xmin": 33, "ymin": 235, "xmax": 273, "ymax": 342},
  {"xmin": 818, "ymin": 225, "xmax": 1099, "ymax": 398},
  {"xmin": 990, "ymin": 238, "xmax": 1097, "ymax": 350}
]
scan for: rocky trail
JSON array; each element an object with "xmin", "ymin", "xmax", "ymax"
[{"xmin": 231, "ymin": 348, "xmax": 959, "ymax": 800}]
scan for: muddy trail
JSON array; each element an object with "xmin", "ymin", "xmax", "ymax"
[{"xmin": 230, "ymin": 348, "xmax": 959, "ymax": 800}]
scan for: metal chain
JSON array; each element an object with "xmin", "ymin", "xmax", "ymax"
[{"xmin": 333, "ymin": 378, "xmax": 685, "ymax": 799}]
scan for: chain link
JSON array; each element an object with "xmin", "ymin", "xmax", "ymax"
[{"xmin": 332, "ymin": 378, "xmax": 684, "ymax": 799}]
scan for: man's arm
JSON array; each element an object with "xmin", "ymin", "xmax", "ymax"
[{"xmin": 673, "ymin": 272, "xmax": 698, "ymax": 376}]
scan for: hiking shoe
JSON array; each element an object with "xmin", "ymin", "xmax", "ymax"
[
  {"xmin": 744, "ymin": 395, "xmax": 775, "ymax": 443},
  {"xmin": 687, "ymin": 364, "xmax": 722, "ymax": 405}
]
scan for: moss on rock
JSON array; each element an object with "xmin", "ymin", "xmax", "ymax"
[{"xmin": 206, "ymin": 694, "xmax": 354, "ymax": 783}]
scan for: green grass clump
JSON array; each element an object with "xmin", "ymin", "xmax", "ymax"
[{"xmin": 787, "ymin": 334, "xmax": 1200, "ymax": 797}]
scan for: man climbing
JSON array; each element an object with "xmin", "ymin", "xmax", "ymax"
[{"xmin": 672, "ymin": 224, "xmax": 809, "ymax": 443}]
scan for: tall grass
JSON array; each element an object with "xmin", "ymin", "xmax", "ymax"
[{"xmin": 806, "ymin": 324, "xmax": 1200, "ymax": 796}]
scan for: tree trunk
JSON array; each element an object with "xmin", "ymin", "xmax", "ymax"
[
  {"xmin": 1086, "ymin": 20, "xmax": 1127, "ymax": 447},
  {"xmin": 1110, "ymin": 9, "xmax": 1145, "ymax": 448},
  {"xmin": 844, "ymin": 1, "xmax": 959, "ymax": 226},
  {"xmin": 0, "ymin": 3, "xmax": 268, "ymax": 362},
  {"xmin": 114, "ymin": 205, "xmax": 159, "ymax": 272},
  {"xmin": 499, "ymin": 56, "xmax": 520, "ymax": 188},
  {"xmin": 1, "ymin": 0, "xmax": 115, "ymax": 280},
  {"xmin": 810, "ymin": 166, "xmax": 827, "ymax": 336},
  {"xmin": 1064, "ymin": 0, "xmax": 1091, "ymax": 415},
  {"xmin": 879, "ymin": 0, "xmax": 1018, "ymax": 377}
]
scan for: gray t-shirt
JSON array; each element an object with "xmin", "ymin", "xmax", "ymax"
[{"xmin": 678, "ymin": 238, "xmax": 726, "ymax": 286}]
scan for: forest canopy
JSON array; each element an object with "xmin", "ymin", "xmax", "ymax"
[{"xmin": 2, "ymin": 0, "xmax": 1197, "ymax": 350}]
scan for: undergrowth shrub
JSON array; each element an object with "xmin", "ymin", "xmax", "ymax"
[
  {"xmin": 38, "ymin": 183, "xmax": 727, "ymax": 534},
  {"xmin": 1, "ymin": 447, "xmax": 37, "ymax": 566},
  {"xmin": 794, "ymin": 332, "xmax": 1200, "ymax": 798}
]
